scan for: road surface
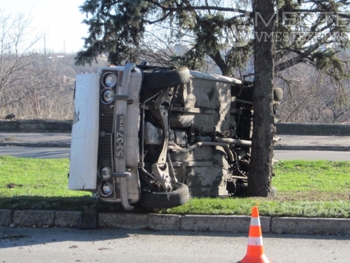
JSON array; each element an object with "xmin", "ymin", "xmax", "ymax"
[
  {"xmin": 0, "ymin": 227, "xmax": 349, "ymax": 263},
  {"xmin": 274, "ymin": 150, "xmax": 350, "ymax": 161},
  {"xmin": 0, "ymin": 146, "xmax": 70, "ymax": 158}
]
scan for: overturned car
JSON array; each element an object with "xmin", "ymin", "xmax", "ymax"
[{"xmin": 68, "ymin": 63, "xmax": 282, "ymax": 210}]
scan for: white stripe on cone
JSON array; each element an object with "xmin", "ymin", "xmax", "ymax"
[
  {"xmin": 247, "ymin": 236, "xmax": 264, "ymax": 246},
  {"xmin": 250, "ymin": 217, "xmax": 260, "ymax": 226}
]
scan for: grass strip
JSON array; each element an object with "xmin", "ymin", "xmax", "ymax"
[{"xmin": 0, "ymin": 157, "xmax": 349, "ymax": 217}]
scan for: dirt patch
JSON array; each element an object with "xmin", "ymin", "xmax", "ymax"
[
  {"xmin": 272, "ymin": 190, "xmax": 349, "ymax": 201},
  {"xmin": 6, "ymin": 183, "xmax": 24, "ymax": 189}
]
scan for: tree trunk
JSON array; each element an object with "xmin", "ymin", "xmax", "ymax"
[
  {"xmin": 209, "ymin": 51, "xmax": 231, "ymax": 76},
  {"xmin": 248, "ymin": 0, "xmax": 275, "ymax": 197}
]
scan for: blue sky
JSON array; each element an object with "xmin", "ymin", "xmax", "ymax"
[{"xmin": 1, "ymin": 0, "xmax": 88, "ymax": 53}]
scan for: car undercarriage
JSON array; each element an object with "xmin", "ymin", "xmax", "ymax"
[{"xmin": 69, "ymin": 63, "xmax": 282, "ymax": 209}]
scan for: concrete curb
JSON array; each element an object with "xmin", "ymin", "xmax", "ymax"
[
  {"xmin": 0, "ymin": 120, "xmax": 72, "ymax": 133},
  {"xmin": 271, "ymin": 217, "xmax": 350, "ymax": 235},
  {"xmin": 1, "ymin": 209, "xmax": 349, "ymax": 235},
  {"xmin": 179, "ymin": 215, "xmax": 270, "ymax": 233},
  {"xmin": 277, "ymin": 123, "xmax": 350, "ymax": 136}
]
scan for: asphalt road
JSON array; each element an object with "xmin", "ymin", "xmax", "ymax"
[
  {"xmin": 1, "ymin": 146, "xmax": 350, "ymax": 160},
  {"xmin": 0, "ymin": 227, "xmax": 349, "ymax": 263},
  {"xmin": 0, "ymin": 146, "xmax": 70, "ymax": 158},
  {"xmin": 274, "ymin": 150, "xmax": 350, "ymax": 161}
]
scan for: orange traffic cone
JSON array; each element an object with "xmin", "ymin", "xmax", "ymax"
[{"xmin": 238, "ymin": 206, "xmax": 270, "ymax": 263}]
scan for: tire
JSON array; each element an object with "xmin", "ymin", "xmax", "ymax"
[
  {"xmin": 142, "ymin": 67, "xmax": 191, "ymax": 89},
  {"xmin": 273, "ymin": 87, "xmax": 283, "ymax": 102},
  {"xmin": 139, "ymin": 182, "xmax": 190, "ymax": 209}
]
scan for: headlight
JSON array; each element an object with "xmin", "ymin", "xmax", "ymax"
[
  {"xmin": 101, "ymin": 72, "xmax": 117, "ymax": 88},
  {"xmin": 102, "ymin": 182, "xmax": 113, "ymax": 195},
  {"xmin": 100, "ymin": 166, "xmax": 112, "ymax": 180},
  {"xmin": 99, "ymin": 181, "xmax": 113, "ymax": 197},
  {"xmin": 100, "ymin": 89, "xmax": 115, "ymax": 104}
]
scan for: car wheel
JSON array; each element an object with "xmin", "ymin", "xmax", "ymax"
[
  {"xmin": 139, "ymin": 182, "xmax": 190, "ymax": 209},
  {"xmin": 142, "ymin": 67, "xmax": 191, "ymax": 89}
]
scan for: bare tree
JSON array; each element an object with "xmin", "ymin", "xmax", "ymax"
[
  {"xmin": 276, "ymin": 56, "xmax": 350, "ymax": 124},
  {"xmin": 0, "ymin": 11, "xmax": 44, "ymax": 116},
  {"xmin": 0, "ymin": 10, "xmax": 110, "ymax": 120}
]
